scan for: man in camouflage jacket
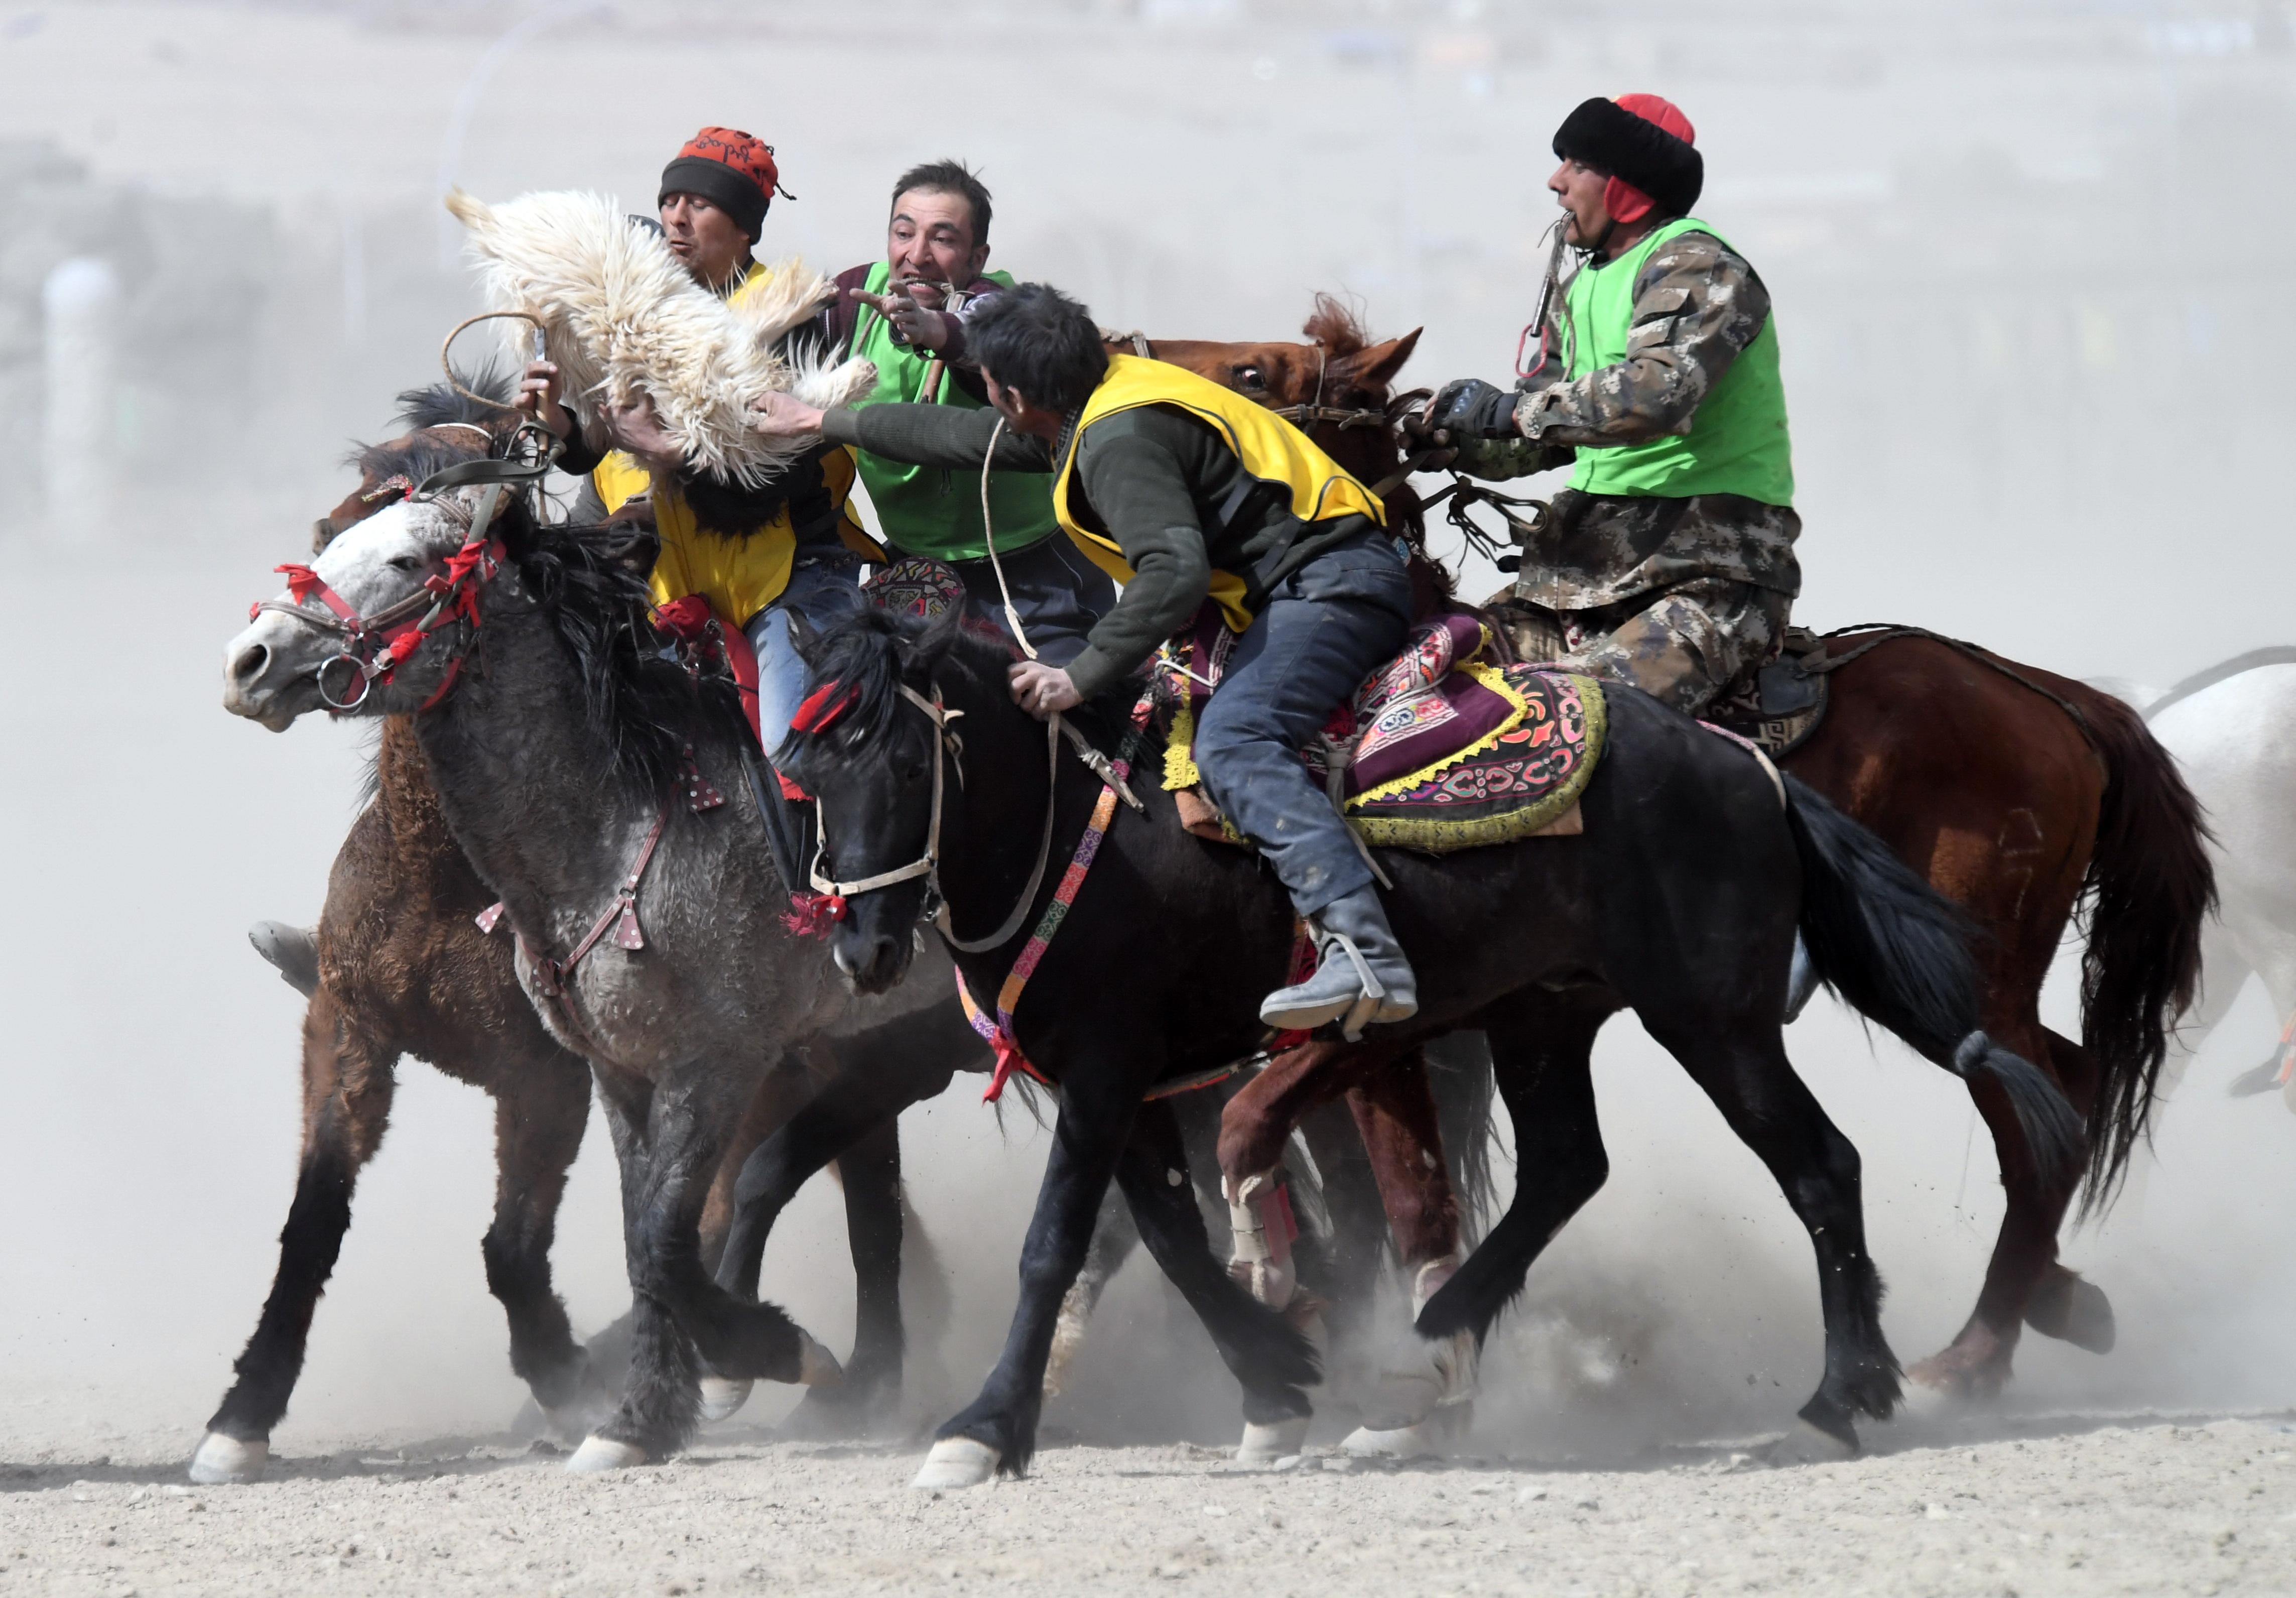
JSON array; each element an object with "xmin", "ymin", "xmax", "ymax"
[{"xmin": 1422, "ymin": 93, "xmax": 1800, "ymax": 715}]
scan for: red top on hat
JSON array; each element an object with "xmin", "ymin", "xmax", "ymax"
[{"xmin": 677, "ymin": 127, "xmax": 783, "ymax": 198}]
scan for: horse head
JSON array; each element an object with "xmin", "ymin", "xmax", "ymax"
[
  {"xmin": 225, "ymin": 480, "xmax": 529, "ymax": 731},
  {"xmin": 779, "ymin": 606, "xmax": 1012, "ymax": 994}
]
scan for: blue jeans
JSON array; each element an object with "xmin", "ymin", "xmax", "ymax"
[
  {"xmin": 947, "ymin": 535, "xmax": 1116, "ymax": 668},
  {"xmin": 1192, "ymin": 536, "xmax": 1413, "ymax": 917},
  {"xmin": 748, "ymin": 552, "xmax": 869, "ymax": 760}
]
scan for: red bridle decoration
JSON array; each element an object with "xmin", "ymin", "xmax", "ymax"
[
  {"xmin": 790, "ymin": 679, "xmax": 858, "ymax": 734},
  {"xmin": 251, "ymin": 531, "xmax": 504, "ymax": 714}
]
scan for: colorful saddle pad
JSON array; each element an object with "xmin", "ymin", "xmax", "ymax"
[{"xmin": 1154, "ymin": 605, "xmax": 1607, "ymax": 852}]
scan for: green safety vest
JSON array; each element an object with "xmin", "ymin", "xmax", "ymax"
[
  {"xmin": 1562, "ymin": 216, "xmax": 1794, "ymax": 506},
  {"xmin": 849, "ymin": 261, "xmax": 1062, "ymax": 561}
]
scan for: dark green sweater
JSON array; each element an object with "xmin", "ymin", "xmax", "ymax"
[{"xmin": 821, "ymin": 401, "xmax": 1380, "ymax": 697}]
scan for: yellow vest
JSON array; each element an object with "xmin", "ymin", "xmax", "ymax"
[
  {"xmin": 592, "ymin": 261, "xmax": 877, "ymax": 626},
  {"xmin": 1051, "ymin": 352, "xmax": 1387, "ymax": 633}
]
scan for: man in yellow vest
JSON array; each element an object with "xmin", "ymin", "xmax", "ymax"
[
  {"xmin": 799, "ymin": 159, "xmax": 1115, "ymax": 665},
  {"xmin": 516, "ymin": 128, "xmax": 875, "ymax": 765},
  {"xmin": 754, "ymin": 283, "xmax": 1420, "ymax": 1038},
  {"xmin": 1418, "ymin": 94, "xmax": 1799, "ymax": 716}
]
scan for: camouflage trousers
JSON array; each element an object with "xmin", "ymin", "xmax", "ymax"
[{"xmin": 1489, "ymin": 576, "xmax": 1792, "ymax": 716}]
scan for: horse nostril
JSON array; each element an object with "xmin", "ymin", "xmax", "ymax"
[{"xmin": 231, "ymin": 643, "xmax": 271, "ymax": 687}]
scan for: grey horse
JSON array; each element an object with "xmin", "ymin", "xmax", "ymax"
[{"xmin": 221, "ymin": 481, "xmax": 961, "ymax": 1470}]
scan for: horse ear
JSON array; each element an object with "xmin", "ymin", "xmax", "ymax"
[
  {"xmin": 787, "ymin": 607, "xmax": 823, "ymax": 664},
  {"xmin": 1345, "ymin": 328, "xmax": 1422, "ymax": 392},
  {"xmin": 892, "ymin": 603, "xmax": 966, "ymax": 677}
]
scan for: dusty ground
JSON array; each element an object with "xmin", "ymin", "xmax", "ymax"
[{"xmin": 3, "ymin": 1411, "xmax": 2292, "ymax": 1597}]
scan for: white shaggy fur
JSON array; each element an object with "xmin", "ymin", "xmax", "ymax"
[{"xmin": 445, "ymin": 188, "xmax": 875, "ymax": 486}]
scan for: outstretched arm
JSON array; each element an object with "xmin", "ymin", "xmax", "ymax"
[{"xmin": 749, "ymin": 393, "xmax": 1054, "ymax": 472}]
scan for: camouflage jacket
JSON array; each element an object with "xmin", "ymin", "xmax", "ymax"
[{"xmin": 1451, "ymin": 229, "xmax": 1800, "ymax": 609}]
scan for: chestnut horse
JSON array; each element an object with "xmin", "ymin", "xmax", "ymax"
[{"xmin": 1212, "ymin": 315, "xmax": 2215, "ymax": 1405}]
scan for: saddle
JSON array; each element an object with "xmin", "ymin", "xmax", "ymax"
[
  {"xmin": 1155, "ymin": 605, "xmax": 1605, "ymax": 853},
  {"xmin": 859, "ymin": 559, "xmax": 1608, "ymax": 854}
]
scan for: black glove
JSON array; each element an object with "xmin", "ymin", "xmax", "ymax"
[{"xmin": 1426, "ymin": 378, "xmax": 1521, "ymax": 441}]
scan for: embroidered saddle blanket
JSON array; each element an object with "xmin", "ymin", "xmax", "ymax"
[{"xmin": 1155, "ymin": 605, "xmax": 1607, "ymax": 853}]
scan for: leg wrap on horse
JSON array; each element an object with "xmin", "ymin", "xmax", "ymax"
[{"xmin": 1223, "ymin": 1169, "xmax": 1298, "ymax": 1311}]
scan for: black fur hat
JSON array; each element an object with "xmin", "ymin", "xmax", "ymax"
[{"xmin": 1552, "ymin": 96, "xmax": 1703, "ymax": 218}]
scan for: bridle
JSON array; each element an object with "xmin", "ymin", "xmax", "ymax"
[
  {"xmin": 252, "ymin": 428, "xmax": 557, "ymax": 713},
  {"xmin": 806, "ymin": 679, "xmax": 1137, "ymax": 955}
]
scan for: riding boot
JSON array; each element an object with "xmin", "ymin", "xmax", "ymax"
[
  {"xmin": 741, "ymin": 747, "xmax": 814, "ymax": 900},
  {"xmin": 1258, "ymin": 886, "xmax": 1419, "ymax": 1041},
  {"xmin": 248, "ymin": 921, "xmax": 321, "ymax": 998}
]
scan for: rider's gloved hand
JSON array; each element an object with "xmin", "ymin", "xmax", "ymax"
[{"xmin": 1426, "ymin": 378, "xmax": 1521, "ymax": 441}]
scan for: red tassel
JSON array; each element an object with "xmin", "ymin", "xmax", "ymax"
[
  {"xmin": 782, "ymin": 892, "xmax": 848, "ymax": 938},
  {"xmin": 789, "ymin": 680, "xmax": 857, "ymax": 734}
]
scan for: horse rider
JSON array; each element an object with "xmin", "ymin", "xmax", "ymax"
[
  {"xmin": 794, "ymin": 159, "xmax": 1117, "ymax": 666},
  {"xmin": 752, "ymin": 283, "xmax": 1421, "ymax": 1038},
  {"xmin": 1418, "ymin": 93, "xmax": 1799, "ymax": 716},
  {"xmin": 517, "ymin": 127, "xmax": 878, "ymax": 763}
]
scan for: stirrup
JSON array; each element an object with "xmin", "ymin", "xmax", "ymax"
[{"xmin": 1325, "ymin": 929, "xmax": 1386, "ymax": 1043}]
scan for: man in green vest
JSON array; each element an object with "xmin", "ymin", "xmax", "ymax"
[
  {"xmin": 805, "ymin": 159, "xmax": 1116, "ymax": 666},
  {"xmin": 1420, "ymin": 93, "xmax": 1799, "ymax": 716}
]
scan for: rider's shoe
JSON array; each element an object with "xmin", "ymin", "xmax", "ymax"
[
  {"xmin": 248, "ymin": 921, "xmax": 321, "ymax": 998},
  {"xmin": 1257, "ymin": 886, "xmax": 1418, "ymax": 1041}
]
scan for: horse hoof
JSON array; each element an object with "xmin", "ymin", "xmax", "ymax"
[
  {"xmin": 2025, "ymin": 1274, "xmax": 2116, "ymax": 1355},
  {"xmin": 797, "ymin": 1333, "xmax": 843, "ymax": 1388},
  {"xmin": 1893, "ymin": 1379, "xmax": 1954, "ymax": 1420},
  {"xmin": 911, "ymin": 1436, "xmax": 999, "ymax": 1490},
  {"xmin": 1765, "ymin": 1418, "xmax": 1857, "ymax": 1466},
  {"xmin": 565, "ymin": 1435, "xmax": 648, "ymax": 1473},
  {"xmin": 188, "ymin": 1432, "xmax": 268, "ymax": 1484},
  {"xmin": 1236, "ymin": 1415, "xmax": 1310, "ymax": 1464},
  {"xmin": 697, "ymin": 1377, "xmax": 753, "ymax": 1423}
]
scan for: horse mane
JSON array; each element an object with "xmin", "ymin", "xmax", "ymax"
[
  {"xmin": 1302, "ymin": 292, "xmax": 1371, "ymax": 357},
  {"xmin": 492, "ymin": 496, "xmax": 744, "ymax": 802}
]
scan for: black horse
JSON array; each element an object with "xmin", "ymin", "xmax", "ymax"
[{"xmin": 781, "ymin": 608, "xmax": 2084, "ymax": 1484}]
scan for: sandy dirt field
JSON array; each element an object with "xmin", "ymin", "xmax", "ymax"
[{"xmin": 3, "ymin": 1410, "xmax": 2292, "ymax": 1596}]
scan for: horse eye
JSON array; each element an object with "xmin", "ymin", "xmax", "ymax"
[
  {"xmin": 389, "ymin": 554, "xmax": 424, "ymax": 573},
  {"xmin": 1233, "ymin": 364, "xmax": 1267, "ymax": 392}
]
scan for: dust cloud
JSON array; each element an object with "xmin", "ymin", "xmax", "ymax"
[{"xmin": 0, "ymin": 0, "xmax": 2288, "ymax": 1469}]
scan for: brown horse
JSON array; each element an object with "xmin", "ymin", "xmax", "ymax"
[{"xmin": 1212, "ymin": 320, "xmax": 2215, "ymax": 1406}]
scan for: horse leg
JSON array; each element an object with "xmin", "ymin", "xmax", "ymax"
[
  {"xmin": 1417, "ymin": 993, "xmax": 1613, "ymax": 1348},
  {"xmin": 2018, "ymin": 1032, "xmax": 2117, "ymax": 1356},
  {"xmin": 713, "ymin": 1014, "xmax": 968, "ymax": 1302},
  {"xmin": 782, "ymin": 1113, "xmax": 908, "ymax": 1437},
  {"xmin": 1043, "ymin": 1184, "xmax": 1140, "ymax": 1401},
  {"xmin": 1110, "ymin": 1096, "xmax": 1322, "ymax": 1464},
  {"xmin": 1296, "ymin": 1098, "xmax": 1388, "ymax": 1381},
  {"xmin": 1653, "ymin": 1019, "xmax": 1900, "ymax": 1455},
  {"xmin": 1906, "ymin": 1008, "xmax": 2090, "ymax": 1400},
  {"xmin": 481, "ymin": 1044, "xmax": 611, "ymax": 1439},
  {"xmin": 916, "ymin": 1064, "xmax": 1162, "ymax": 1486},
  {"xmin": 572, "ymin": 1070, "xmax": 834, "ymax": 1471},
  {"xmin": 1338, "ymin": 1050, "xmax": 1478, "ymax": 1458},
  {"xmin": 193, "ymin": 989, "xmax": 396, "ymax": 1484}
]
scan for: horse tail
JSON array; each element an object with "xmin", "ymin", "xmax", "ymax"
[
  {"xmin": 1782, "ymin": 773, "xmax": 2086, "ymax": 1193},
  {"xmin": 2062, "ymin": 682, "xmax": 2216, "ymax": 1215}
]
